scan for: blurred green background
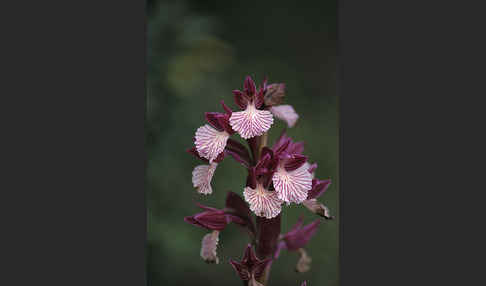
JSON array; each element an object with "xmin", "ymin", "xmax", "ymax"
[{"xmin": 146, "ymin": 0, "xmax": 338, "ymax": 285}]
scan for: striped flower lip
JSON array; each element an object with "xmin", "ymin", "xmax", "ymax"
[
  {"xmin": 195, "ymin": 124, "xmax": 230, "ymax": 163},
  {"xmin": 243, "ymin": 183, "xmax": 282, "ymax": 219},
  {"xmin": 230, "ymin": 102, "xmax": 274, "ymax": 139},
  {"xmin": 272, "ymin": 162, "xmax": 313, "ymax": 204},
  {"xmin": 192, "ymin": 163, "xmax": 218, "ymax": 195}
]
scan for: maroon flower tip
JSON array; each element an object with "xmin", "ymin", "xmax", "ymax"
[
  {"xmin": 284, "ymin": 154, "xmax": 308, "ymax": 171},
  {"xmin": 233, "ymin": 89, "xmax": 249, "ymax": 109},
  {"xmin": 307, "ymin": 179, "xmax": 332, "ymax": 200},
  {"xmin": 262, "ymin": 76, "xmax": 269, "ymax": 91},
  {"xmin": 194, "ymin": 202, "xmax": 220, "ymax": 212},
  {"xmin": 205, "ymin": 112, "xmax": 225, "ymax": 131},
  {"xmin": 225, "ymin": 191, "xmax": 252, "ymax": 221},
  {"xmin": 242, "ymin": 243, "xmax": 259, "ymax": 265},
  {"xmin": 220, "ymin": 100, "xmax": 233, "ymax": 115},
  {"xmin": 308, "ymin": 163, "xmax": 318, "ymax": 174},
  {"xmin": 229, "ymin": 259, "xmax": 250, "ymax": 280},
  {"xmin": 254, "ymin": 88, "xmax": 264, "ymax": 108},
  {"xmin": 282, "ymin": 219, "xmax": 320, "ymax": 251},
  {"xmin": 246, "ymin": 167, "xmax": 257, "ymax": 189},
  {"xmin": 230, "ymin": 244, "xmax": 271, "ymax": 282},
  {"xmin": 187, "ymin": 146, "xmax": 209, "ymax": 163},
  {"xmin": 184, "ymin": 216, "xmax": 198, "ymax": 225},
  {"xmin": 287, "ymin": 141, "xmax": 305, "ymax": 155},
  {"xmin": 244, "ymin": 75, "xmax": 256, "ymax": 95}
]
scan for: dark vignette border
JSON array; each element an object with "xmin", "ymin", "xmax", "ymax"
[{"xmin": 8, "ymin": 0, "xmax": 482, "ymax": 285}]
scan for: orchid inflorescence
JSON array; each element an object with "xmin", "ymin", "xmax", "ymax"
[{"xmin": 184, "ymin": 76, "xmax": 334, "ymax": 286}]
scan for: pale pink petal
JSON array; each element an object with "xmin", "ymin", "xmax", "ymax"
[
  {"xmin": 200, "ymin": 230, "xmax": 220, "ymax": 264},
  {"xmin": 195, "ymin": 124, "xmax": 230, "ymax": 162},
  {"xmin": 243, "ymin": 184, "xmax": 282, "ymax": 219},
  {"xmin": 303, "ymin": 199, "xmax": 333, "ymax": 219},
  {"xmin": 295, "ymin": 248, "xmax": 312, "ymax": 273},
  {"xmin": 192, "ymin": 163, "xmax": 217, "ymax": 195},
  {"xmin": 229, "ymin": 103, "xmax": 274, "ymax": 139},
  {"xmin": 270, "ymin": 105, "xmax": 299, "ymax": 128},
  {"xmin": 272, "ymin": 163, "xmax": 313, "ymax": 204}
]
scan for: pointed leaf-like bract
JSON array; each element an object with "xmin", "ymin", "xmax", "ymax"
[
  {"xmin": 229, "ymin": 244, "xmax": 271, "ymax": 282},
  {"xmin": 225, "ymin": 191, "xmax": 255, "ymax": 233},
  {"xmin": 244, "ymin": 76, "xmax": 256, "ymax": 96},
  {"xmin": 282, "ymin": 219, "xmax": 320, "ymax": 251}
]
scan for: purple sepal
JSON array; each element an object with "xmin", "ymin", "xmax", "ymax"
[
  {"xmin": 233, "ymin": 89, "xmax": 250, "ymax": 109},
  {"xmin": 225, "ymin": 149, "xmax": 250, "ymax": 168},
  {"xmin": 274, "ymin": 139, "xmax": 291, "ymax": 156},
  {"xmin": 229, "ymin": 244, "xmax": 271, "ymax": 281},
  {"xmin": 184, "ymin": 203, "xmax": 245, "ymax": 231},
  {"xmin": 274, "ymin": 240, "xmax": 287, "ymax": 259},
  {"xmin": 307, "ymin": 163, "xmax": 318, "ymax": 174},
  {"xmin": 307, "ymin": 179, "xmax": 332, "ymax": 200},
  {"xmin": 244, "ymin": 75, "xmax": 256, "ymax": 96},
  {"xmin": 186, "ymin": 147, "xmax": 208, "ymax": 163},
  {"xmin": 205, "ymin": 112, "xmax": 224, "ymax": 131},
  {"xmin": 246, "ymin": 167, "xmax": 257, "ymax": 189},
  {"xmin": 272, "ymin": 130, "xmax": 291, "ymax": 154},
  {"xmin": 284, "ymin": 154, "xmax": 308, "ymax": 171},
  {"xmin": 260, "ymin": 147, "xmax": 274, "ymax": 161},
  {"xmin": 184, "ymin": 210, "xmax": 229, "ymax": 231},
  {"xmin": 281, "ymin": 217, "xmax": 320, "ymax": 251},
  {"xmin": 214, "ymin": 152, "xmax": 225, "ymax": 163},
  {"xmin": 218, "ymin": 115, "xmax": 235, "ymax": 135},
  {"xmin": 262, "ymin": 76, "xmax": 268, "ymax": 91},
  {"xmin": 226, "ymin": 139, "xmax": 252, "ymax": 165},
  {"xmin": 225, "ymin": 192, "xmax": 255, "ymax": 233},
  {"xmin": 229, "ymin": 259, "xmax": 250, "ymax": 280},
  {"xmin": 254, "ymin": 88, "xmax": 265, "ymax": 109},
  {"xmin": 287, "ymin": 141, "xmax": 304, "ymax": 155},
  {"xmin": 220, "ymin": 100, "xmax": 232, "ymax": 115}
]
